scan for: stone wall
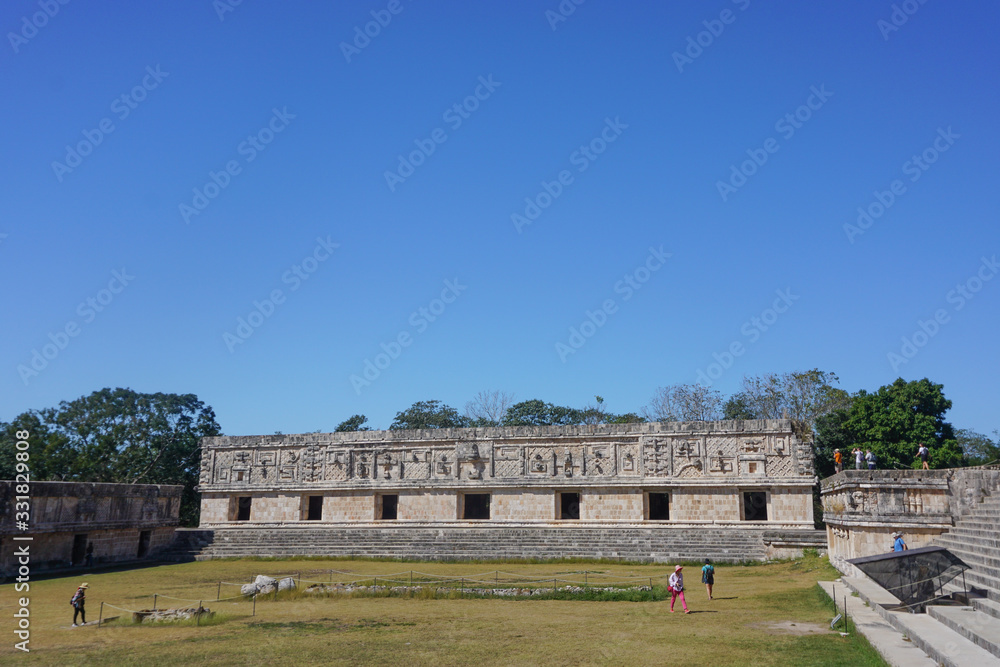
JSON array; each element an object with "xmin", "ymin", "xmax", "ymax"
[
  {"xmin": 820, "ymin": 467, "xmax": 1000, "ymax": 574},
  {"xmin": 0, "ymin": 481, "xmax": 182, "ymax": 575},
  {"xmin": 198, "ymin": 420, "xmax": 817, "ymax": 529}
]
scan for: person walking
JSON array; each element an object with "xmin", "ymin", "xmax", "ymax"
[
  {"xmin": 854, "ymin": 448, "xmax": 864, "ymax": 470},
  {"xmin": 71, "ymin": 583, "xmax": 88, "ymax": 626},
  {"xmin": 701, "ymin": 559, "xmax": 715, "ymax": 600},
  {"xmin": 892, "ymin": 532, "xmax": 908, "ymax": 552},
  {"xmin": 917, "ymin": 443, "xmax": 930, "ymax": 470},
  {"xmin": 668, "ymin": 565, "xmax": 690, "ymax": 613},
  {"xmin": 865, "ymin": 449, "xmax": 877, "ymax": 470},
  {"xmin": 834, "ymin": 449, "xmax": 843, "ymax": 474}
]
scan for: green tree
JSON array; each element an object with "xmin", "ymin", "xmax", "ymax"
[
  {"xmin": 335, "ymin": 414, "xmax": 372, "ymax": 432},
  {"xmin": 955, "ymin": 428, "xmax": 1000, "ymax": 466},
  {"xmin": 722, "ymin": 392, "xmax": 757, "ymax": 420},
  {"xmin": 390, "ymin": 400, "xmax": 470, "ymax": 430},
  {"xmin": 738, "ymin": 369, "xmax": 849, "ymax": 426},
  {"xmin": 0, "ymin": 389, "xmax": 220, "ymax": 526},
  {"xmin": 815, "ymin": 378, "xmax": 963, "ymax": 473},
  {"xmin": 500, "ymin": 399, "xmax": 584, "ymax": 426}
]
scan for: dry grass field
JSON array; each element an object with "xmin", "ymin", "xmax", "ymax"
[{"xmin": 3, "ymin": 554, "xmax": 886, "ymax": 666}]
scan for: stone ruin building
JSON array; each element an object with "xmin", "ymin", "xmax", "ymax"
[
  {"xmin": 191, "ymin": 420, "xmax": 824, "ymax": 562},
  {"xmin": 0, "ymin": 481, "xmax": 181, "ymax": 576}
]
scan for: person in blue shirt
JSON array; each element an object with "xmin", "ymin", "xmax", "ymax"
[
  {"xmin": 701, "ymin": 558, "xmax": 715, "ymax": 600},
  {"xmin": 892, "ymin": 532, "xmax": 908, "ymax": 552}
]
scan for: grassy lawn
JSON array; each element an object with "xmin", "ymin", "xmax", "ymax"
[{"xmin": 4, "ymin": 554, "xmax": 886, "ymax": 666}]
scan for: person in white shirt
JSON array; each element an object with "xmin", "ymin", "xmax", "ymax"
[{"xmin": 668, "ymin": 565, "xmax": 690, "ymax": 613}]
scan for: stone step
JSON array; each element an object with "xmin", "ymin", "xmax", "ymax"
[
  {"xmin": 973, "ymin": 597, "xmax": 1000, "ymax": 621},
  {"xmin": 927, "ymin": 605, "xmax": 1000, "ymax": 659},
  {"xmin": 841, "ymin": 576, "xmax": 1000, "ymax": 667}
]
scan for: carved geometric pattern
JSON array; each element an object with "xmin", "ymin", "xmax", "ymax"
[
  {"xmin": 494, "ymin": 459, "xmax": 521, "ymax": 478},
  {"xmin": 765, "ymin": 455, "xmax": 795, "ymax": 478},
  {"xmin": 402, "ymin": 461, "xmax": 430, "ymax": 480}
]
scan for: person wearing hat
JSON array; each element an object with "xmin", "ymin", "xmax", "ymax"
[
  {"xmin": 893, "ymin": 532, "xmax": 908, "ymax": 552},
  {"xmin": 71, "ymin": 583, "xmax": 88, "ymax": 626},
  {"xmin": 833, "ymin": 449, "xmax": 843, "ymax": 474},
  {"xmin": 917, "ymin": 443, "xmax": 930, "ymax": 470},
  {"xmin": 668, "ymin": 565, "xmax": 690, "ymax": 613}
]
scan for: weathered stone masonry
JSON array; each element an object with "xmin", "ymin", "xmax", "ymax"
[
  {"xmin": 198, "ymin": 420, "xmax": 817, "ymax": 530},
  {"xmin": 0, "ymin": 481, "xmax": 181, "ymax": 575}
]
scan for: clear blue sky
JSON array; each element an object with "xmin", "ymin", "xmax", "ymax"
[{"xmin": 2, "ymin": 1, "xmax": 998, "ymax": 436}]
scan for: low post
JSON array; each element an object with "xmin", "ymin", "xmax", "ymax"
[
  {"xmin": 553, "ymin": 578, "xmax": 557, "ymax": 593},
  {"xmin": 252, "ymin": 594, "xmax": 256, "ymax": 617},
  {"xmin": 495, "ymin": 571, "xmax": 499, "ymax": 586},
  {"xmin": 410, "ymin": 571, "xmax": 413, "ymax": 587},
  {"xmin": 197, "ymin": 600, "xmax": 202, "ymax": 626},
  {"xmin": 217, "ymin": 582, "xmax": 221, "ymax": 601},
  {"xmin": 374, "ymin": 577, "xmax": 377, "ymax": 593},
  {"xmin": 297, "ymin": 572, "xmax": 301, "ymax": 589},
  {"xmin": 98, "ymin": 601, "xmax": 104, "ymax": 628},
  {"xmin": 274, "ymin": 583, "xmax": 279, "ymax": 602},
  {"xmin": 153, "ymin": 594, "xmax": 157, "ymax": 611},
  {"xmin": 584, "ymin": 571, "xmax": 588, "ymax": 588}
]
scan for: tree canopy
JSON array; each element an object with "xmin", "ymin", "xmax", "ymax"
[
  {"xmin": 389, "ymin": 400, "xmax": 470, "ymax": 430},
  {"xmin": 0, "ymin": 388, "xmax": 220, "ymax": 525},
  {"xmin": 814, "ymin": 378, "xmax": 964, "ymax": 475}
]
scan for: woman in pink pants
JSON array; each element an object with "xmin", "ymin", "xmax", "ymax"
[{"xmin": 668, "ymin": 565, "xmax": 690, "ymax": 613}]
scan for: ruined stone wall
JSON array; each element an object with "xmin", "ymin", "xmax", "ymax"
[
  {"xmin": 0, "ymin": 481, "xmax": 182, "ymax": 575},
  {"xmin": 398, "ymin": 490, "xmax": 456, "ymax": 521}
]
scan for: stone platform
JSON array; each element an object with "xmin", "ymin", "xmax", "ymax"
[{"xmin": 165, "ymin": 524, "xmax": 826, "ymax": 563}]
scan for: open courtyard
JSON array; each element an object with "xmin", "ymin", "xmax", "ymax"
[{"xmin": 8, "ymin": 553, "xmax": 885, "ymax": 666}]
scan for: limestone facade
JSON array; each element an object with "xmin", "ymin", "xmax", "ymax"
[
  {"xmin": 198, "ymin": 420, "xmax": 817, "ymax": 528},
  {"xmin": 820, "ymin": 468, "xmax": 1000, "ymax": 575},
  {"xmin": 0, "ymin": 481, "xmax": 181, "ymax": 575}
]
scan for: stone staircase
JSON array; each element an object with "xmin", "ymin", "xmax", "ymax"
[
  {"xmin": 934, "ymin": 491, "xmax": 1000, "ymax": 602},
  {"xmin": 160, "ymin": 529, "xmax": 215, "ymax": 562},
  {"xmin": 182, "ymin": 525, "xmax": 822, "ymax": 563}
]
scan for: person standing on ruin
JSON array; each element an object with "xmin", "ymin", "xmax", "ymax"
[
  {"xmin": 854, "ymin": 448, "xmax": 864, "ymax": 470},
  {"xmin": 668, "ymin": 565, "xmax": 690, "ymax": 613},
  {"xmin": 701, "ymin": 559, "xmax": 715, "ymax": 600},
  {"xmin": 865, "ymin": 449, "xmax": 877, "ymax": 470},
  {"xmin": 917, "ymin": 443, "xmax": 930, "ymax": 470},
  {"xmin": 834, "ymin": 449, "xmax": 843, "ymax": 474},
  {"xmin": 71, "ymin": 583, "xmax": 88, "ymax": 626}
]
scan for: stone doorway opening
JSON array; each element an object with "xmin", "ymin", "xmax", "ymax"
[
  {"xmin": 647, "ymin": 492, "xmax": 670, "ymax": 520},
  {"xmin": 306, "ymin": 495, "xmax": 323, "ymax": 521},
  {"xmin": 463, "ymin": 493, "xmax": 490, "ymax": 520},
  {"xmin": 743, "ymin": 491, "xmax": 768, "ymax": 521},
  {"xmin": 559, "ymin": 492, "xmax": 581, "ymax": 520}
]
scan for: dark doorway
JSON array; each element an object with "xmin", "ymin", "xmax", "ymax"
[
  {"xmin": 743, "ymin": 491, "xmax": 768, "ymax": 521},
  {"xmin": 381, "ymin": 494, "xmax": 398, "ymax": 520},
  {"xmin": 560, "ymin": 492, "xmax": 581, "ymax": 520},
  {"xmin": 72, "ymin": 534, "xmax": 88, "ymax": 566},
  {"xmin": 648, "ymin": 492, "xmax": 670, "ymax": 520},
  {"xmin": 307, "ymin": 495, "xmax": 323, "ymax": 521},
  {"xmin": 137, "ymin": 530, "xmax": 151, "ymax": 558},
  {"xmin": 463, "ymin": 494, "xmax": 490, "ymax": 520},
  {"xmin": 236, "ymin": 496, "xmax": 252, "ymax": 521}
]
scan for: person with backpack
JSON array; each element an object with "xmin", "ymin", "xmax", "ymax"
[
  {"xmin": 668, "ymin": 565, "xmax": 690, "ymax": 613},
  {"xmin": 833, "ymin": 449, "xmax": 843, "ymax": 474},
  {"xmin": 701, "ymin": 558, "xmax": 715, "ymax": 600},
  {"xmin": 853, "ymin": 448, "xmax": 864, "ymax": 470},
  {"xmin": 917, "ymin": 443, "xmax": 930, "ymax": 470},
  {"xmin": 866, "ymin": 450, "xmax": 877, "ymax": 470},
  {"xmin": 71, "ymin": 583, "xmax": 88, "ymax": 626}
]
